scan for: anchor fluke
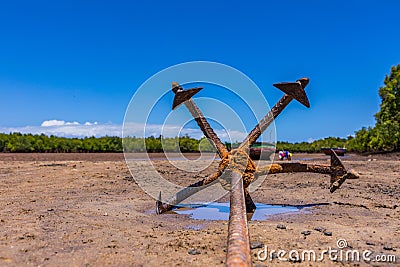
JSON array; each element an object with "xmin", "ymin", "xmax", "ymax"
[
  {"xmin": 329, "ymin": 150, "xmax": 359, "ymax": 193},
  {"xmin": 171, "ymin": 82, "xmax": 203, "ymax": 110},
  {"xmin": 273, "ymin": 77, "xmax": 310, "ymax": 108},
  {"xmin": 156, "ymin": 191, "xmax": 164, "ymax": 215}
]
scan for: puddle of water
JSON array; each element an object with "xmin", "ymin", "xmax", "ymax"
[
  {"xmin": 172, "ymin": 202, "xmax": 300, "ymax": 221},
  {"xmin": 184, "ymin": 224, "xmax": 205, "ymax": 231},
  {"xmin": 294, "ymin": 155, "xmax": 350, "ymax": 161}
]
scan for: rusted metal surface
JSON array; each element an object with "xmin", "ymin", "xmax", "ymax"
[
  {"xmin": 330, "ymin": 169, "xmax": 359, "ymax": 193},
  {"xmin": 172, "ymin": 82, "xmax": 229, "ymax": 158},
  {"xmin": 226, "ymin": 170, "xmax": 252, "ymax": 267},
  {"xmin": 273, "ymin": 78, "xmax": 310, "ymax": 108},
  {"xmin": 172, "ymin": 85, "xmax": 203, "ymax": 110}
]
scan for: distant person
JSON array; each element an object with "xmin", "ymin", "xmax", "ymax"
[{"xmin": 278, "ymin": 150, "xmax": 292, "ymax": 160}]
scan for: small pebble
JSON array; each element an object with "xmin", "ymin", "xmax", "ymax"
[
  {"xmin": 301, "ymin": 230, "xmax": 311, "ymax": 236},
  {"xmin": 250, "ymin": 241, "xmax": 264, "ymax": 249},
  {"xmin": 277, "ymin": 224, "xmax": 286, "ymax": 230},
  {"xmin": 188, "ymin": 248, "xmax": 201, "ymax": 255},
  {"xmin": 314, "ymin": 227, "xmax": 326, "ymax": 232},
  {"xmin": 383, "ymin": 245, "xmax": 393, "ymax": 251},
  {"xmin": 324, "ymin": 231, "xmax": 332, "ymax": 236}
]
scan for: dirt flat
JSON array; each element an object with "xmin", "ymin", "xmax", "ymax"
[
  {"xmin": 0, "ymin": 153, "xmax": 398, "ymax": 266},
  {"xmin": 0, "ymin": 152, "xmax": 205, "ymax": 162}
]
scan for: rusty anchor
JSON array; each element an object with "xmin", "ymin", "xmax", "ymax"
[
  {"xmin": 155, "ymin": 79, "xmax": 359, "ymax": 267},
  {"xmin": 156, "ymin": 79, "xmax": 357, "ymax": 213}
]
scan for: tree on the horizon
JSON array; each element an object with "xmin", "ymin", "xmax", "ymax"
[
  {"xmin": 373, "ymin": 64, "xmax": 400, "ymax": 151},
  {"xmin": 348, "ymin": 64, "xmax": 400, "ymax": 152}
]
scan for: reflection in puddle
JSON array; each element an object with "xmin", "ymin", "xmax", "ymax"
[{"xmin": 172, "ymin": 202, "xmax": 300, "ymax": 221}]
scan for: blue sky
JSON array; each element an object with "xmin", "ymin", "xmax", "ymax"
[{"xmin": 1, "ymin": 1, "xmax": 399, "ymax": 142}]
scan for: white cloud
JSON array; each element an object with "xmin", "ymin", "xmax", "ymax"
[
  {"xmin": 84, "ymin": 121, "xmax": 98, "ymax": 126},
  {"xmin": 41, "ymin": 120, "xmax": 82, "ymax": 127},
  {"xmin": 66, "ymin": 121, "xmax": 80, "ymax": 125},
  {"xmin": 41, "ymin": 120, "xmax": 66, "ymax": 127},
  {"xmin": 1, "ymin": 120, "xmax": 121, "ymax": 138}
]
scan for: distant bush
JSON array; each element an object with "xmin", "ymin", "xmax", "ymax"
[{"xmin": 276, "ymin": 137, "xmax": 347, "ymax": 153}]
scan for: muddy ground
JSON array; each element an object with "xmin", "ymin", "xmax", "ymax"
[{"xmin": 0, "ymin": 153, "xmax": 399, "ymax": 266}]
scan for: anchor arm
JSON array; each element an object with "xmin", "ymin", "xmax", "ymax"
[
  {"xmin": 156, "ymin": 158, "xmax": 229, "ymax": 214},
  {"xmin": 253, "ymin": 151, "xmax": 359, "ymax": 192},
  {"xmin": 172, "ymin": 82, "xmax": 229, "ymax": 158},
  {"xmin": 239, "ymin": 78, "xmax": 310, "ymax": 151}
]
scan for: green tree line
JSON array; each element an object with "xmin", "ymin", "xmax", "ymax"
[
  {"xmin": 0, "ymin": 133, "xmax": 216, "ymax": 153},
  {"xmin": 0, "ymin": 133, "xmax": 123, "ymax": 153},
  {"xmin": 122, "ymin": 135, "xmax": 215, "ymax": 153},
  {"xmin": 0, "ymin": 133, "xmax": 364, "ymax": 153},
  {"xmin": 0, "ymin": 132, "xmax": 392, "ymax": 154}
]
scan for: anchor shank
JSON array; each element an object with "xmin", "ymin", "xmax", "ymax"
[{"xmin": 226, "ymin": 170, "xmax": 252, "ymax": 267}]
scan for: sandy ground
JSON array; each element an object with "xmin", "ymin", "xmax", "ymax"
[{"xmin": 0, "ymin": 153, "xmax": 399, "ymax": 266}]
